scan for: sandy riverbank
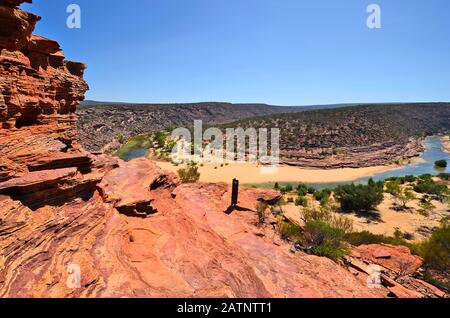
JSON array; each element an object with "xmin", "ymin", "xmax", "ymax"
[
  {"xmin": 281, "ymin": 194, "xmax": 449, "ymax": 242},
  {"xmin": 156, "ymin": 161, "xmax": 402, "ymax": 184},
  {"xmin": 441, "ymin": 136, "xmax": 450, "ymax": 154}
]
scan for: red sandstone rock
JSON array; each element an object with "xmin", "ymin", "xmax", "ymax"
[{"xmin": 354, "ymin": 244, "xmax": 424, "ymax": 276}]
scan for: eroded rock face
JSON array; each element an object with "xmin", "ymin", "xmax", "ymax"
[
  {"xmin": 0, "ymin": 160, "xmax": 386, "ymax": 298},
  {"xmin": 0, "ymin": 0, "xmax": 88, "ymax": 183}
]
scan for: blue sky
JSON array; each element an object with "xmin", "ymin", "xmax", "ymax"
[{"xmin": 22, "ymin": 0, "xmax": 450, "ymax": 105}]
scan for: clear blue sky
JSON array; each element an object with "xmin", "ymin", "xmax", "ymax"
[{"xmin": 22, "ymin": 0, "xmax": 450, "ymax": 105}]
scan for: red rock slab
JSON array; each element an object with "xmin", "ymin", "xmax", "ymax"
[
  {"xmin": 98, "ymin": 158, "xmax": 179, "ymax": 215},
  {"xmin": 355, "ymin": 244, "xmax": 424, "ymax": 275},
  {"xmin": 0, "ymin": 167, "xmax": 78, "ymax": 191}
]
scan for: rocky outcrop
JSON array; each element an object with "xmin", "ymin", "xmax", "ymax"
[
  {"xmin": 347, "ymin": 244, "xmax": 447, "ymax": 298},
  {"xmin": 0, "ymin": 0, "xmax": 88, "ymax": 182},
  {"xmin": 0, "ymin": 159, "xmax": 387, "ymax": 298}
]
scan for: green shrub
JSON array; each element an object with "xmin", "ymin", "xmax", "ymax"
[
  {"xmin": 404, "ymin": 175, "xmax": 417, "ymax": 183},
  {"xmin": 278, "ymin": 220, "xmax": 302, "ymax": 240},
  {"xmin": 418, "ymin": 201, "xmax": 436, "ymax": 217},
  {"xmin": 297, "ymin": 183, "xmax": 308, "ymax": 196},
  {"xmin": 256, "ymin": 202, "xmax": 268, "ymax": 225},
  {"xmin": 344, "ymin": 231, "xmax": 418, "ymax": 253},
  {"xmin": 177, "ymin": 163, "xmax": 200, "ymax": 183},
  {"xmin": 438, "ymin": 173, "xmax": 450, "ymax": 181},
  {"xmin": 155, "ymin": 130, "xmax": 167, "ymax": 148},
  {"xmin": 435, "ymin": 160, "xmax": 448, "ymax": 168},
  {"xmin": 419, "ymin": 174, "xmax": 433, "ymax": 182},
  {"xmin": 307, "ymin": 187, "xmax": 316, "ymax": 195},
  {"xmin": 301, "ymin": 221, "xmax": 349, "ymax": 260},
  {"xmin": 301, "ymin": 207, "xmax": 353, "ymax": 233},
  {"xmin": 419, "ymin": 222, "xmax": 450, "ymax": 272},
  {"xmin": 313, "ymin": 188, "xmax": 332, "ymax": 202},
  {"xmin": 414, "ymin": 180, "xmax": 447, "ymax": 196},
  {"xmin": 334, "ymin": 183, "xmax": 384, "ymax": 212},
  {"xmin": 280, "ymin": 184, "xmax": 293, "ymax": 194},
  {"xmin": 274, "ymin": 182, "xmax": 280, "ymax": 190},
  {"xmin": 295, "ymin": 195, "xmax": 308, "ymax": 207}
]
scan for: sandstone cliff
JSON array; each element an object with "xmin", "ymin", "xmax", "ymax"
[{"xmin": 0, "ymin": 1, "xmax": 444, "ymax": 298}]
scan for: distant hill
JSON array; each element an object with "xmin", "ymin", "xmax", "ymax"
[
  {"xmin": 219, "ymin": 102, "xmax": 450, "ymax": 168},
  {"xmin": 77, "ymin": 101, "xmax": 356, "ymax": 152}
]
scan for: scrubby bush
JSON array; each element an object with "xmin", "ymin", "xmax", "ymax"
[
  {"xmin": 301, "ymin": 221, "xmax": 349, "ymax": 260},
  {"xmin": 438, "ymin": 173, "xmax": 450, "ymax": 181},
  {"xmin": 344, "ymin": 231, "xmax": 417, "ymax": 252},
  {"xmin": 177, "ymin": 162, "xmax": 200, "ymax": 183},
  {"xmin": 301, "ymin": 207, "xmax": 353, "ymax": 234},
  {"xmin": 435, "ymin": 160, "xmax": 448, "ymax": 168},
  {"xmin": 297, "ymin": 183, "xmax": 308, "ymax": 196},
  {"xmin": 295, "ymin": 195, "xmax": 308, "ymax": 207},
  {"xmin": 404, "ymin": 175, "xmax": 417, "ymax": 183},
  {"xmin": 414, "ymin": 179, "xmax": 447, "ymax": 198},
  {"xmin": 334, "ymin": 182, "xmax": 384, "ymax": 212},
  {"xmin": 278, "ymin": 220, "xmax": 301, "ymax": 240},
  {"xmin": 256, "ymin": 202, "xmax": 268, "ymax": 225},
  {"xmin": 418, "ymin": 201, "xmax": 436, "ymax": 217},
  {"xmin": 418, "ymin": 221, "xmax": 450, "ymax": 272},
  {"xmin": 313, "ymin": 188, "xmax": 332, "ymax": 206},
  {"xmin": 280, "ymin": 184, "xmax": 293, "ymax": 194},
  {"xmin": 155, "ymin": 130, "xmax": 167, "ymax": 148}
]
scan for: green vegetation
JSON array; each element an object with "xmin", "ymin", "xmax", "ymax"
[
  {"xmin": 256, "ymin": 202, "xmax": 268, "ymax": 225},
  {"xmin": 113, "ymin": 130, "xmax": 176, "ymax": 161},
  {"xmin": 177, "ymin": 162, "xmax": 200, "ymax": 183},
  {"xmin": 413, "ymin": 177, "xmax": 448, "ymax": 199},
  {"xmin": 279, "ymin": 184, "xmax": 293, "ymax": 194},
  {"xmin": 385, "ymin": 180, "xmax": 416, "ymax": 209},
  {"xmin": 301, "ymin": 221, "xmax": 349, "ymax": 260},
  {"xmin": 298, "ymin": 207, "xmax": 353, "ymax": 260},
  {"xmin": 344, "ymin": 231, "xmax": 419, "ymax": 254},
  {"xmin": 419, "ymin": 220, "xmax": 449, "ymax": 272},
  {"xmin": 334, "ymin": 180, "xmax": 384, "ymax": 212},
  {"xmin": 313, "ymin": 188, "xmax": 332, "ymax": 207},
  {"xmin": 435, "ymin": 160, "xmax": 448, "ymax": 168},
  {"xmin": 295, "ymin": 195, "xmax": 308, "ymax": 207},
  {"xmin": 345, "ymin": 219, "xmax": 449, "ymax": 275},
  {"xmin": 278, "ymin": 219, "xmax": 302, "ymax": 240},
  {"xmin": 418, "ymin": 200, "xmax": 436, "ymax": 217}
]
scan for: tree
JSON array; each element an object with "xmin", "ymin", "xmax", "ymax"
[
  {"xmin": 177, "ymin": 162, "xmax": 200, "ymax": 183},
  {"xmin": 274, "ymin": 182, "xmax": 279, "ymax": 190},
  {"xmin": 435, "ymin": 160, "xmax": 448, "ymax": 168},
  {"xmin": 334, "ymin": 183, "xmax": 384, "ymax": 212},
  {"xmin": 397, "ymin": 189, "xmax": 416, "ymax": 209},
  {"xmin": 154, "ymin": 131, "xmax": 166, "ymax": 148}
]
